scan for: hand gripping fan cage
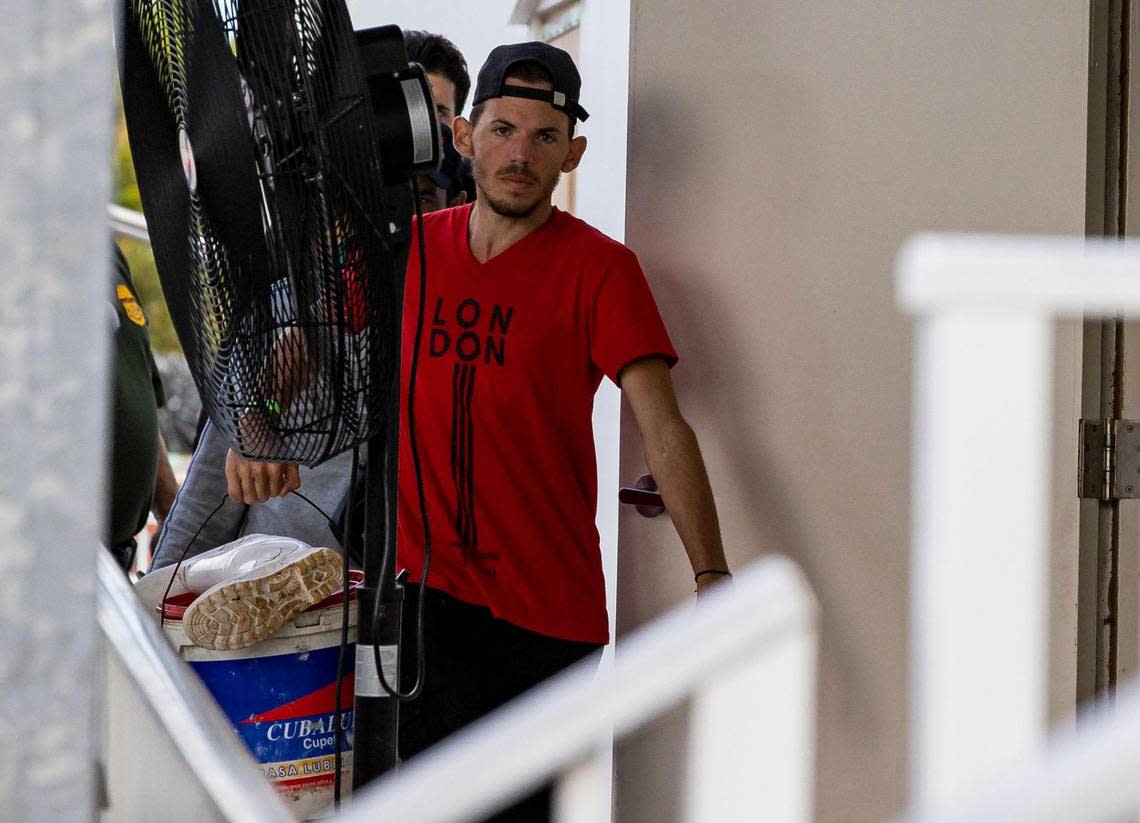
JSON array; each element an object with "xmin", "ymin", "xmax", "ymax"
[{"xmin": 119, "ymin": 0, "xmax": 422, "ymax": 466}]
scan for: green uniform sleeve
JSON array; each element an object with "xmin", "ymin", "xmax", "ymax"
[{"xmin": 113, "ymin": 244, "xmax": 165, "ymax": 408}]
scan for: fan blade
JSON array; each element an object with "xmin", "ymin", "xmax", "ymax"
[
  {"xmin": 232, "ymin": 0, "xmax": 308, "ymax": 265},
  {"xmin": 183, "ymin": 0, "xmax": 269, "ymax": 289},
  {"xmin": 119, "ymin": 1, "xmax": 197, "ymax": 369}
]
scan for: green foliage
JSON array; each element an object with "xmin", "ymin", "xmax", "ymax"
[{"xmin": 113, "ymin": 106, "xmax": 182, "ymax": 354}]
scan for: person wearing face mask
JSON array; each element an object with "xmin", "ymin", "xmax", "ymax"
[
  {"xmin": 403, "ymin": 29, "xmax": 470, "ymax": 127},
  {"xmin": 413, "ymin": 123, "xmax": 468, "ymax": 213}
]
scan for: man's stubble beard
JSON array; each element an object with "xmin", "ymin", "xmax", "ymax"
[{"xmin": 472, "ymin": 156, "xmax": 561, "ymax": 219}]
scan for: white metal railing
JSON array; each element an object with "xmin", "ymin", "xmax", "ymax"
[
  {"xmin": 109, "ymin": 203, "xmax": 150, "ymax": 242},
  {"xmin": 339, "ymin": 555, "xmax": 819, "ymax": 823},
  {"xmin": 896, "ymin": 233, "xmax": 1140, "ymax": 819},
  {"xmin": 97, "ymin": 549, "xmax": 292, "ymax": 822},
  {"xmin": 895, "ymin": 675, "xmax": 1140, "ymax": 823}
]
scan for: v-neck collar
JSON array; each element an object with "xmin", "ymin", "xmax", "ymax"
[{"xmin": 462, "ymin": 204, "xmax": 562, "ymax": 269}]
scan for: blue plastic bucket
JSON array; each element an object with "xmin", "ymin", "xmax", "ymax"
[{"xmin": 160, "ymin": 571, "xmax": 361, "ymax": 820}]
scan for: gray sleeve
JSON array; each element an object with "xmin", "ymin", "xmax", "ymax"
[{"xmin": 149, "ymin": 420, "xmax": 248, "ymax": 570}]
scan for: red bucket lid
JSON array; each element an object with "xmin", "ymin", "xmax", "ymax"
[{"xmin": 158, "ymin": 568, "xmax": 364, "ymax": 621}]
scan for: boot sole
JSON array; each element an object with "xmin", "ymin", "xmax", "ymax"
[{"xmin": 182, "ymin": 548, "xmax": 344, "ymax": 651}]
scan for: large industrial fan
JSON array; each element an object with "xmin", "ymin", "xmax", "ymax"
[
  {"xmin": 118, "ymin": 0, "xmax": 440, "ymax": 792},
  {"xmin": 120, "ymin": 0, "xmax": 435, "ymax": 464}
]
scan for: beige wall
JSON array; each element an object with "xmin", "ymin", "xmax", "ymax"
[{"xmin": 618, "ymin": 3, "xmax": 1089, "ymax": 821}]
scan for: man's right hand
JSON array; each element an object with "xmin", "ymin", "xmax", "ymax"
[{"xmin": 225, "ymin": 448, "xmax": 300, "ymax": 504}]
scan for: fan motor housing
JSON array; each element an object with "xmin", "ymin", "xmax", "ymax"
[{"xmin": 356, "ymin": 25, "xmax": 441, "ymax": 184}]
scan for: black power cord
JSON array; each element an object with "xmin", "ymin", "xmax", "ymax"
[
  {"xmin": 368, "ymin": 178, "xmax": 433, "ymax": 702},
  {"xmin": 332, "ymin": 448, "xmax": 358, "ymax": 806},
  {"xmin": 253, "ymin": 486, "xmax": 355, "ymax": 806},
  {"xmin": 159, "ymin": 496, "xmax": 231, "ymax": 631}
]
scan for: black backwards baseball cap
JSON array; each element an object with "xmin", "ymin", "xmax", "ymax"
[{"xmin": 472, "ymin": 41, "xmax": 590, "ymax": 123}]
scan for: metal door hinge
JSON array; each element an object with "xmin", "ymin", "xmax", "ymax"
[{"xmin": 1079, "ymin": 419, "xmax": 1140, "ymax": 500}]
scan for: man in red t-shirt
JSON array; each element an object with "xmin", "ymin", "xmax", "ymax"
[
  {"xmin": 226, "ymin": 41, "xmax": 730, "ymax": 821},
  {"xmin": 400, "ymin": 41, "xmax": 731, "ymax": 820}
]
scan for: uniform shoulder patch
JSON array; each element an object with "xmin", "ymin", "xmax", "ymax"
[{"xmin": 116, "ymin": 284, "xmax": 147, "ymax": 326}]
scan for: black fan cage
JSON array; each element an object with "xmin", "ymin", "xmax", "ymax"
[{"xmin": 121, "ymin": 0, "xmax": 408, "ymax": 467}]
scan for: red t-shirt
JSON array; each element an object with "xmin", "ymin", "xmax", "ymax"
[{"xmin": 397, "ymin": 204, "xmax": 677, "ymax": 643}]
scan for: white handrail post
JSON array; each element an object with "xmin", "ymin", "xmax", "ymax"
[
  {"xmin": 553, "ymin": 739, "xmax": 612, "ymax": 823},
  {"xmin": 682, "ymin": 627, "xmax": 818, "ymax": 822},
  {"xmin": 901, "ymin": 245, "xmax": 1053, "ymax": 809}
]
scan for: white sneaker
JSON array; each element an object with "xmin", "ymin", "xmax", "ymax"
[
  {"xmin": 179, "ymin": 535, "xmax": 344, "ymax": 651},
  {"xmin": 179, "ymin": 534, "xmax": 316, "ymax": 592},
  {"xmin": 135, "ymin": 534, "xmax": 322, "ymax": 605}
]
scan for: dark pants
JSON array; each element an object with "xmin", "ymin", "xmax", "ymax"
[{"xmin": 398, "ymin": 584, "xmax": 602, "ymax": 822}]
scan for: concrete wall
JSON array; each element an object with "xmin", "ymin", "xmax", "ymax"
[{"xmin": 618, "ymin": 3, "xmax": 1089, "ymax": 821}]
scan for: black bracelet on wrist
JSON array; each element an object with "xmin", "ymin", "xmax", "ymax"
[{"xmin": 694, "ymin": 569, "xmax": 732, "ymax": 582}]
